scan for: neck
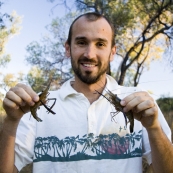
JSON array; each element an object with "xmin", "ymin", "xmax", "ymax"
[{"xmin": 71, "ymin": 75, "xmax": 107, "ymax": 104}]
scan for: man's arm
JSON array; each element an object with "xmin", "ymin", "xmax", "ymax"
[
  {"xmin": 121, "ymin": 91, "xmax": 173, "ymax": 173},
  {"xmin": 147, "ymin": 124, "xmax": 173, "ymax": 173},
  {"xmin": 0, "ymin": 83, "xmax": 39, "ymax": 173},
  {"xmin": 0, "ymin": 117, "xmax": 19, "ymax": 173},
  {"xmin": 13, "ymin": 167, "xmax": 18, "ymax": 173}
]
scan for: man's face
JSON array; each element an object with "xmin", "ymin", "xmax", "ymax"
[{"xmin": 66, "ymin": 16, "xmax": 116, "ymax": 84}]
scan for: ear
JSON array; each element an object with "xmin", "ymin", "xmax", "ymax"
[
  {"xmin": 65, "ymin": 42, "xmax": 71, "ymax": 58},
  {"xmin": 110, "ymin": 45, "xmax": 116, "ymax": 62}
]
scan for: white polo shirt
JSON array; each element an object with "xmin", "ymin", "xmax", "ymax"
[{"xmin": 15, "ymin": 75, "xmax": 171, "ymax": 173}]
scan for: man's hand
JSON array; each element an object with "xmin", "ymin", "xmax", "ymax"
[
  {"xmin": 120, "ymin": 91, "xmax": 159, "ymax": 129},
  {"xmin": 3, "ymin": 83, "xmax": 39, "ymax": 121}
]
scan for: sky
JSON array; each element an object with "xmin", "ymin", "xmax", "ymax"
[
  {"xmin": 1, "ymin": 0, "xmax": 173, "ymax": 100},
  {"xmin": 2, "ymin": 0, "xmax": 68, "ymax": 72}
]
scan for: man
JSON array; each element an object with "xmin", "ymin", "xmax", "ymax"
[{"xmin": 0, "ymin": 12, "xmax": 173, "ymax": 173}]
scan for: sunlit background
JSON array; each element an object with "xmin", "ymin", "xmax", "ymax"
[{"xmin": 1, "ymin": 0, "xmax": 173, "ymax": 100}]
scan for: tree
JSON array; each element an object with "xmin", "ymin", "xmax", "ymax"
[
  {"xmin": 0, "ymin": 1, "xmax": 22, "ymax": 116},
  {"xmin": 0, "ymin": 2, "xmax": 21, "ymax": 67},
  {"xmin": 157, "ymin": 97, "xmax": 173, "ymax": 140},
  {"xmin": 25, "ymin": 13, "xmax": 80, "ymax": 90},
  {"xmin": 74, "ymin": 0, "xmax": 173, "ymax": 85},
  {"xmin": 0, "ymin": 72, "xmax": 25, "ymax": 116},
  {"xmin": 48, "ymin": 0, "xmax": 173, "ymax": 86},
  {"xmin": 164, "ymin": 30, "xmax": 173, "ymax": 71}
]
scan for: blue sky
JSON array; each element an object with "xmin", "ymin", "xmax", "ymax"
[
  {"xmin": 2, "ymin": 0, "xmax": 68, "ymax": 72},
  {"xmin": 2, "ymin": 0, "xmax": 173, "ymax": 99}
]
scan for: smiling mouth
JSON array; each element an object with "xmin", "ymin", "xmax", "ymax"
[{"xmin": 82, "ymin": 63, "xmax": 97, "ymax": 67}]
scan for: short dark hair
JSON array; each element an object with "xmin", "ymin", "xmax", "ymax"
[{"xmin": 66, "ymin": 12, "xmax": 115, "ymax": 47}]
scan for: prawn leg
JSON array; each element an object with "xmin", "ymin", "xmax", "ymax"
[{"xmin": 95, "ymin": 89, "xmax": 134, "ymax": 133}]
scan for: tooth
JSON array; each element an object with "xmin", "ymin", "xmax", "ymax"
[{"xmin": 83, "ymin": 64, "xmax": 94, "ymax": 67}]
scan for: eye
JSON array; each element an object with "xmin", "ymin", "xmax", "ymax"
[
  {"xmin": 77, "ymin": 40, "xmax": 87, "ymax": 46},
  {"xmin": 97, "ymin": 42, "xmax": 105, "ymax": 47}
]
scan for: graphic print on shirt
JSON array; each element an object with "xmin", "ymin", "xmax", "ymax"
[{"xmin": 33, "ymin": 130, "xmax": 142, "ymax": 162}]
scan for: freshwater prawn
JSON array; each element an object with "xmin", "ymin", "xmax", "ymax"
[
  {"xmin": 95, "ymin": 89, "xmax": 134, "ymax": 133},
  {"xmin": 95, "ymin": 78, "xmax": 173, "ymax": 133},
  {"xmin": 30, "ymin": 80, "xmax": 56, "ymax": 122}
]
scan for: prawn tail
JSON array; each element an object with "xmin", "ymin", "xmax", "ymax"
[
  {"xmin": 30, "ymin": 111, "xmax": 43, "ymax": 122},
  {"xmin": 130, "ymin": 124, "xmax": 133, "ymax": 133},
  {"xmin": 126, "ymin": 111, "xmax": 134, "ymax": 133},
  {"xmin": 35, "ymin": 115, "xmax": 43, "ymax": 122},
  {"xmin": 123, "ymin": 113, "xmax": 128, "ymax": 126}
]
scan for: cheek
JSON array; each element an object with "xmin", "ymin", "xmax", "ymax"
[
  {"xmin": 71, "ymin": 45, "xmax": 81, "ymax": 55},
  {"xmin": 72, "ymin": 49, "xmax": 85, "ymax": 60},
  {"xmin": 99, "ymin": 50, "xmax": 112, "ymax": 61}
]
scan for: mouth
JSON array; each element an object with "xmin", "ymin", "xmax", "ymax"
[
  {"xmin": 79, "ymin": 58, "xmax": 98, "ymax": 71},
  {"xmin": 82, "ymin": 63, "xmax": 97, "ymax": 68},
  {"xmin": 80, "ymin": 63, "xmax": 98, "ymax": 71}
]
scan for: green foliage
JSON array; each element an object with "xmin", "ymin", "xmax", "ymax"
[
  {"xmin": 75, "ymin": 0, "xmax": 136, "ymax": 36},
  {"xmin": 25, "ymin": 13, "xmax": 80, "ymax": 86},
  {"xmin": 0, "ymin": 1, "xmax": 11, "ymax": 29},
  {"xmin": 27, "ymin": 0, "xmax": 173, "ymax": 87},
  {"xmin": 157, "ymin": 96, "xmax": 173, "ymax": 141},
  {"xmin": 74, "ymin": 0, "xmax": 173, "ymax": 86},
  {"xmin": 0, "ymin": 72, "xmax": 25, "ymax": 116},
  {"xmin": 26, "ymin": 66, "xmax": 57, "ymax": 92},
  {"xmin": 0, "ymin": 10, "xmax": 21, "ymax": 67},
  {"xmin": 0, "ymin": 94, "xmax": 5, "ymax": 116},
  {"xmin": 0, "ymin": 1, "xmax": 21, "ymax": 71},
  {"xmin": 0, "ymin": 2, "xmax": 22, "ymax": 116},
  {"xmin": 0, "ymin": 54, "xmax": 10, "ymax": 67},
  {"xmin": 157, "ymin": 97, "xmax": 173, "ymax": 113}
]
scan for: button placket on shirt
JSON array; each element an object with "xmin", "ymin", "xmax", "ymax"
[
  {"xmin": 75, "ymin": 93, "xmax": 97, "ymax": 135},
  {"xmin": 76, "ymin": 93, "xmax": 90, "ymax": 118},
  {"xmin": 87, "ymin": 103, "xmax": 97, "ymax": 134}
]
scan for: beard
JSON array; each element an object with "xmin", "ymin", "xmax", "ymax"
[{"xmin": 71, "ymin": 54, "xmax": 111, "ymax": 84}]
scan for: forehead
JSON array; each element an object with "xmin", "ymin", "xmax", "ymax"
[{"xmin": 71, "ymin": 16, "xmax": 112, "ymax": 41}]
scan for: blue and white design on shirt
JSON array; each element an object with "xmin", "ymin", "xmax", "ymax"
[{"xmin": 33, "ymin": 130, "xmax": 142, "ymax": 162}]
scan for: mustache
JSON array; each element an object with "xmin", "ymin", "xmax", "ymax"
[{"xmin": 78, "ymin": 57, "xmax": 98, "ymax": 64}]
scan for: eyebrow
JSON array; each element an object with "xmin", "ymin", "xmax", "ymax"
[{"xmin": 75, "ymin": 36, "xmax": 108, "ymax": 43}]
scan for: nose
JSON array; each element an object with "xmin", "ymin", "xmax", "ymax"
[{"xmin": 83, "ymin": 44, "xmax": 96, "ymax": 59}]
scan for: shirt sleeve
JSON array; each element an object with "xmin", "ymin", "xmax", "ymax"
[
  {"xmin": 15, "ymin": 113, "xmax": 36, "ymax": 171},
  {"xmin": 142, "ymin": 102, "xmax": 172, "ymax": 165}
]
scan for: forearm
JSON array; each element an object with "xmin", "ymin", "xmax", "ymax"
[
  {"xmin": 0, "ymin": 117, "xmax": 20, "ymax": 173},
  {"xmin": 147, "ymin": 125, "xmax": 173, "ymax": 173}
]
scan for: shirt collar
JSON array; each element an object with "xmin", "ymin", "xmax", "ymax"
[
  {"xmin": 102, "ymin": 75, "xmax": 120, "ymax": 95},
  {"xmin": 59, "ymin": 77, "xmax": 78, "ymax": 100},
  {"xmin": 59, "ymin": 75, "xmax": 120, "ymax": 100}
]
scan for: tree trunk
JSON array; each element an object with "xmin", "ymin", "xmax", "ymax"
[
  {"xmin": 118, "ymin": 63, "xmax": 127, "ymax": 85},
  {"xmin": 106, "ymin": 62, "xmax": 111, "ymax": 75}
]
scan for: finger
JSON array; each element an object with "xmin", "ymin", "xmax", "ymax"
[
  {"xmin": 121, "ymin": 91, "xmax": 149, "ymax": 105},
  {"xmin": 3, "ymin": 97, "xmax": 28, "ymax": 117},
  {"xmin": 123, "ymin": 95, "xmax": 148, "ymax": 112},
  {"xmin": 133, "ymin": 105, "xmax": 158, "ymax": 128},
  {"xmin": 132, "ymin": 99, "xmax": 155, "ymax": 113},
  {"xmin": 10, "ymin": 84, "xmax": 39, "ymax": 105},
  {"xmin": 5, "ymin": 91, "xmax": 26, "ymax": 107},
  {"xmin": 3, "ymin": 97, "xmax": 20, "ymax": 110},
  {"xmin": 16, "ymin": 83, "xmax": 39, "ymax": 102},
  {"xmin": 136, "ymin": 105, "xmax": 158, "ymax": 118},
  {"xmin": 8, "ymin": 87, "xmax": 35, "ymax": 106},
  {"xmin": 121, "ymin": 92, "xmax": 151, "ymax": 112}
]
